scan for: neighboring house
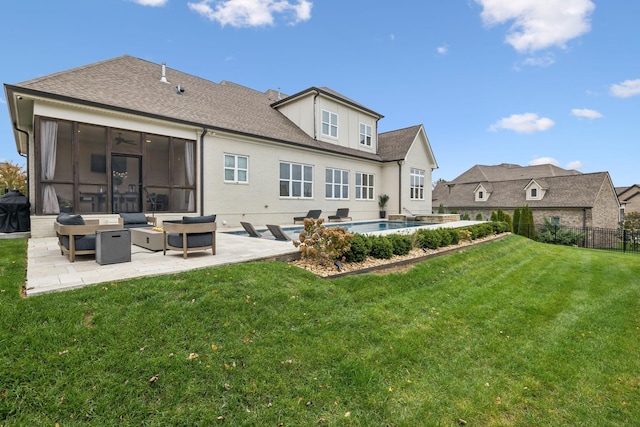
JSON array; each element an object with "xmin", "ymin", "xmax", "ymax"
[
  {"xmin": 4, "ymin": 55, "xmax": 438, "ymax": 238},
  {"xmin": 616, "ymin": 185, "xmax": 640, "ymax": 217},
  {"xmin": 432, "ymin": 163, "xmax": 620, "ymax": 229}
]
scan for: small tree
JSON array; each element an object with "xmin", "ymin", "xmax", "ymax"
[
  {"xmin": 513, "ymin": 208, "xmax": 521, "ymax": 235},
  {"xmin": 438, "ymin": 203, "xmax": 445, "ymax": 214},
  {"xmin": 0, "ymin": 161, "xmax": 27, "ymax": 195},
  {"xmin": 517, "ymin": 205, "xmax": 536, "ymax": 239}
]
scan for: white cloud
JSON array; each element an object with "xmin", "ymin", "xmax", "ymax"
[
  {"xmin": 520, "ymin": 53, "xmax": 555, "ymax": 68},
  {"xmin": 489, "ymin": 113, "xmax": 555, "ymax": 134},
  {"xmin": 565, "ymin": 160, "xmax": 583, "ymax": 170},
  {"xmin": 571, "ymin": 108, "xmax": 603, "ymax": 119},
  {"xmin": 131, "ymin": 0, "xmax": 168, "ymax": 6},
  {"xmin": 475, "ymin": 0, "xmax": 595, "ymax": 53},
  {"xmin": 529, "ymin": 157, "xmax": 559, "ymax": 166},
  {"xmin": 188, "ymin": 0, "xmax": 312, "ymax": 27},
  {"xmin": 610, "ymin": 79, "xmax": 640, "ymax": 98},
  {"xmin": 529, "ymin": 157, "xmax": 583, "ymax": 170},
  {"xmin": 437, "ymin": 45, "xmax": 448, "ymax": 55}
]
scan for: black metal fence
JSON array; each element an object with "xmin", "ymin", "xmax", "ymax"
[{"xmin": 518, "ymin": 224, "xmax": 640, "ymax": 254}]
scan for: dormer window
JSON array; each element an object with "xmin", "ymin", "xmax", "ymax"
[
  {"xmin": 474, "ymin": 183, "xmax": 490, "ymax": 202},
  {"xmin": 525, "ymin": 180, "xmax": 545, "ymax": 201},
  {"xmin": 359, "ymin": 123, "xmax": 372, "ymax": 146},
  {"xmin": 321, "ymin": 110, "xmax": 338, "ymax": 138}
]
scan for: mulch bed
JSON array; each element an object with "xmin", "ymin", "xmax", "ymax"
[{"xmin": 289, "ymin": 233, "xmax": 509, "ymax": 278}]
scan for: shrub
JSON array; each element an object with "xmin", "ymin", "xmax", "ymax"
[
  {"xmin": 458, "ymin": 229, "xmax": 472, "ymax": 242},
  {"xmin": 437, "ymin": 228, "xmax": 453, "ymax": 247},
  {"xmin": 462, "ymin": 213, "xmax": 470, "ymax": 220},
  {"xmin": 535, "ymin": 217, "xmax": 583, "ymax": 246},
  {"xmin": 293, "ymin": 218, "xmax": 353, "ymax": 265},
  {"xmin": 387, "ymin": 233, "xmax": 413, "ymax": 256},
  {"xmin": 447, "ymin": 228, "xmax": 460, "ymax": 245},
  {"xmin": 343, "ymin": 233, "xmax": 372, "ymax": 263},
  {"xmin": 475, "ymin": 213, "xmax": 483, "ymax": 221},
  {"xmin": 369, "ymin": 235, "xmax": 394, "ymax": 259},
  {"xmin": 415, "ymin": 229, "xmax": 443, "ymax": 250}
]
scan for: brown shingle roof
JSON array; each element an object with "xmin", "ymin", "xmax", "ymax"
[
  {"xmin": 377, "ymin": 125, "xmax": 422, "ymax": 161},
  {"xmin": 433, "ymin": 172, "xmax": 611, "ymax": 209},
  {"xmin": 8, "ymin": 55, "xmax": 415, "ymax": 162},
  {"xmin": 452, "ymin": 163, "xmax": 580, "ymax": 184}
]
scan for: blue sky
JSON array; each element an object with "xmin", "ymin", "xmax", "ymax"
[{"xmin": 1, "ymin": 0, "xmax": 639, "ymax": 186}]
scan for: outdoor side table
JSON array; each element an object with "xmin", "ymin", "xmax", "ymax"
[{"xmin": 96, "ymin": 229, "xmax": 131, "ymax": 265}]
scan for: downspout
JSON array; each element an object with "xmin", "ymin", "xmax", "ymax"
[
  {"xmin": 13, "ymin": 122, "xmax": 30, "ymax": 210},
  {"xmin": 397, "ymin": 160, "xmax": 404, "ymax": 214},
  {"xmin": 312, "ymin": 90, "xmax": 320, "ymax": 140},
  {"xmin": 200, "ymin": 128, "xmax": 207, "ymax": 216}
]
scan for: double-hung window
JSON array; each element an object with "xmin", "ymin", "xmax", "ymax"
[
  {"xmin": 224, "ymin": 154, "xmax": 248, "ymax": 183},
  {"xmin": 359, "ymin": 123, "xmax": 372, "ymax": 146},
  {"xmin": 280, "ymin": 162, "xmax": 313, "ymax": 198},
  {"xmin": 410, "ymin": 168, "xmax": 425, "ymax": 200},
  {"xmin": 355, "ymin": 172, "xmax": 374, "ymax": 200},
  {"xmin": 326, "ymin": 168, "xmax": 349, "ymax": 199},
  {"xmin": 321, "ymin": 110, "xmax": 338, "ymax": 138}
]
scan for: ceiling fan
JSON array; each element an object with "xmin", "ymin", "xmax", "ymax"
[{"xmin": 114, "ymin": 133, "xmax": 136, "ymax": 146}]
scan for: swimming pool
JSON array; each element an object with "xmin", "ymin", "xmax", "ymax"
[{"xmin": 228, "ymin": 220, "xmax": 434, "ymax": 237}]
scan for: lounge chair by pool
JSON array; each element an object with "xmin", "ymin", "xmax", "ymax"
[
  {"xmin": 328, "ymin": 208, "xmax": 352, "ymax": 222},
  {"xmin": 293, "ymin": 209, "xmax": 322, "ymax": 224},
  {"xmin": 266, "ymin": 224, "xmax": 292, "ymax": 241},
  {"xmin": 240, "ymin": 221, "xmax": 262, "ymax": 238}
]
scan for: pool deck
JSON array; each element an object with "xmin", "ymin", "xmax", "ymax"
[{"xmin": 21, "ymin": 220, "xmax": 479, "ymax": 296}]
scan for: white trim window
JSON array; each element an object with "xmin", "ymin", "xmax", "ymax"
[
  {"xmin": 410, "ymin": 168, "xmax": 425, "ymax": 200},
  {"xmin": 321, "ymin": 110, "xmax": 338, "ymax": 138},
  {"xmin": 326, "ymin": 168, "xmax": 349, "ymax": 199},
  {"xmin": 359, "ymin": 123, "xmax": 372, "ymax": 146},
  {"xmin": 224, "ymin": 154, "xmax": 248, "ymax": 183},
  {"xmin": 355, "ymin": 172, "xmax": 374, "ymax": 200},
  {"xmin": 280, "ymin": 161, "xmax": 313, "ymax": 198}
]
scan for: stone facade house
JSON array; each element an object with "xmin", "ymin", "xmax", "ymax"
[
  {"xmin": 617, "ymin": 185, "xmax": 640, "ymax": 218},
  {"xmin": 432, "ymin": 163, "xmax": 620, "ymax": 229},
  {"xmin": 4, "ymin": 55, "xmax": 438, "ymax": 237}
]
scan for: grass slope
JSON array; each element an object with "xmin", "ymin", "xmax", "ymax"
[{"xmin": 1, "ymin": 236, "xmax": 639, "ymax": 426}]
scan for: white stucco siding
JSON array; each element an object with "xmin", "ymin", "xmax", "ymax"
[
  {"xmin": 403, "ymin": 136, "xmax": 434, "ymax": 215},
  {"xmin": 201, "ymin": 133, "xmax": 383, "ymax": 228},
  {"xmin": 274, "ymin": 94, "xmax": 315, "ymax": 138},
  {"xmin": 314, "ymin": 97, "xmax": 377, "ymax": 152}
]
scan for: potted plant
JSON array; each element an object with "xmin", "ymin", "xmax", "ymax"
[{"xmin": 378, "ymin": 194, "xmax": 390, "ymax": 218}]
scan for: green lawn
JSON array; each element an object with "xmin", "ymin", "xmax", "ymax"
[{"xmin": 1, "ymin": 235, "xmax": 639, "ymax": 426}]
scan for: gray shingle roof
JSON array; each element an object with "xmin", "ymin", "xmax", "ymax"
[
  {"xmin": 7, "ymin": 55, "xmax": 417, "ymax": 162},
  {"xmin": 433, "ymin": 171, "xmax": 611, "ymax": 209},
  {"xmin": 452, "ymin": 163, "xmax": 580, "ymax": 184},
  {"xmin": 377, "ymin": 125, "xmax": 422, "ymax": 161}
]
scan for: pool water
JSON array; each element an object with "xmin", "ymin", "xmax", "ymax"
[{"xmin": 228, "ymin": 220, "xmax": 433, "ymax": 237}]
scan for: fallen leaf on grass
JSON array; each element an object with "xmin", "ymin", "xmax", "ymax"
[
  {"xmin": 149, "ymin": 374, "xmax": 159, "ymax": 383},
  {"xmin": 187, "ymin": 353, "xmax": 199, "ymax": 360},
  {"xmin": 58, "ymin": 350, "xmax": 69, "ymax": 356}
]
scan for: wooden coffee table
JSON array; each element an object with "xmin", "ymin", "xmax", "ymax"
[{"xmin": 130, "ymin": 227, "xmax": 164, "ymax": 251}]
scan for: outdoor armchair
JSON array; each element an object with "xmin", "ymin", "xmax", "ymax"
[
  {"xmin": 54, "ymin": 213, "xmax": 122, "ymax": 262},
  {"xmin": 163, "ymin": 215, "xmax": 217, "ymax": 259}
]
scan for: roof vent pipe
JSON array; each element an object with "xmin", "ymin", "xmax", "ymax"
[{"xmin": 160, "ymin": 62, "xmax": 169, "ymax": 83}]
